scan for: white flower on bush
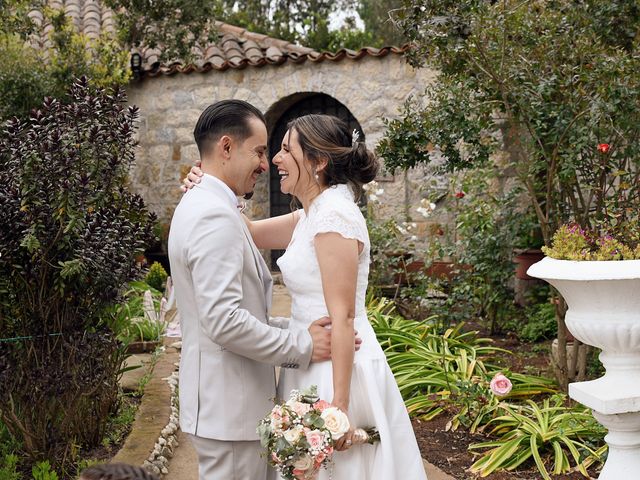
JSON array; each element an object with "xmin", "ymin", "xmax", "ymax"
[
  {"xmin": 416, "ymin": 198, "xmax": 437, "ymax": 219},
  {"xmin": 284, "ymin": 425, "xmax": 304, "ymax": 443},
  {"xmin": 320, "ymin": 407, "xmax": 350, "ymax": 440},
  {"xmin": 490, "ymin": 372, "xmax": 513, "ymax": 397}
]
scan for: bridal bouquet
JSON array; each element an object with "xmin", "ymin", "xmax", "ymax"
[{"xmin": 257, "ymin": 385, "xmax": 379, "ymax": 480}]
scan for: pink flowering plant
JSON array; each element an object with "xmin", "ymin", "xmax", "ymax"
[
  {"xmin": 257, "ymin": 386, "xmax": 379, "ymax": 480},
  {"xmin": 543, "ymin": 224, "xmax": 640, "ymax": 261},
  {"xmin": 489, "ymin": 373, "xmax": 513, "ymax": 397}
]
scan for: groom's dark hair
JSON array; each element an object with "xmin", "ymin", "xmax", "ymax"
[{"xmin": 193, "ymin": 99, "xmax": 266, "ymax": 157}]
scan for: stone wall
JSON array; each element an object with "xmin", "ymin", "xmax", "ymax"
[{"xmin": 126, "ymin": 54, "xmax": 442, "ymax": 237}]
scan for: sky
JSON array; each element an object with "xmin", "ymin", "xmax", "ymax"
[{"xmin": 328, "ymin": 6, "xmax": 365, "ymax": 30}]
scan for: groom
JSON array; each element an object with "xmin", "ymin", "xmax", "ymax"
[{"xmin": 168, "ymin": 100, "xmax": 333, "ymax": 479}]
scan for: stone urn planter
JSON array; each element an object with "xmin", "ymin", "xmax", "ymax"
[{"xmin": 527, "ymin": 257, "xmax": 640, "ymax": 479}]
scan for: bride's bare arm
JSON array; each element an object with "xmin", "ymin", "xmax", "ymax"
[
  {"xmin": 246, "ymin": 211, "xmax": 299, "ymax": 250},
  {"xmin": 181, "ymin": 163, "xmax": 299, "ymax": 249},
  {"xmin": 314, "ymin": 232, "xmax": 360, "ymax": 413}
]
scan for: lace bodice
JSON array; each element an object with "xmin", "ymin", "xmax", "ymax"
[{"xmin": 277, "ymin": 184, "xmax": 370, "ymax": 325}]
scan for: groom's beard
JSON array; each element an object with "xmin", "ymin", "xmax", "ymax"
[{"xmin": 243, "ymin": 192, "xmax": 254, "ymax": 200}]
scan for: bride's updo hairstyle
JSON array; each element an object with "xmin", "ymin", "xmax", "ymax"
[{"xmin": 287, "ymin": 114, "xmax": 379, "ymax": 200}]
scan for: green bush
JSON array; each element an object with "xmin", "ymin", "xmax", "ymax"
[
  {"xmin": 145, "ymin": 262, "xmax": 168, "ymax": 292},
  {"xmin": 0, "ymin": 34, "xmax": 55, "ymax": 121},
  {"xmin": 0, "ymin": 78, "xmax": 155, "ymax": 469},
  {"xmin": 520, "ymin": 303, "xmax": 557, "ymax": 343}
]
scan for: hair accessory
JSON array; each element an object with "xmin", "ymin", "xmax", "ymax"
[{"xmin": 352, "ymin": 129, "xmax": 360, "ymax": 146}]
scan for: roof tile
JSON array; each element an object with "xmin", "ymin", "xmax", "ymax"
[{"xmin": 29, "ymin": 1, "xmax": 409, "ymax": 78}]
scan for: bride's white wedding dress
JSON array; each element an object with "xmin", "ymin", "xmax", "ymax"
[{"xmin": 277, "ymin": 184, "xmax": 427, "ymax": 480}]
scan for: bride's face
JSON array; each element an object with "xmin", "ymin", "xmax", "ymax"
[{"xmin": 272, "ymin": 128, "xmax": 314, "ymax": 196}]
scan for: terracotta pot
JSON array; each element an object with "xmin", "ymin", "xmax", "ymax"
[
  {"xmin": 513, "ymin": 248, "xmax": 545, "ymax": 280},
  {"xmin": 393, "ymin": 260, "xmax": 470, "ymax": 284}
]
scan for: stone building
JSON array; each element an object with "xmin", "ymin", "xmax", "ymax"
[{"xmin": 28, "ymin": 2, "xmax": 444, "ymax": 267}]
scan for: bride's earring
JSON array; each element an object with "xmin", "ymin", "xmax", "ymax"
[{"xmin": 314, "ymin": 170, "xmax": 319, "ymax": 181}]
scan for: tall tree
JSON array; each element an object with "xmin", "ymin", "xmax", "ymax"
[{"xmin": 354, "ymin": 0, "xmax": 406, "ymax": 47}]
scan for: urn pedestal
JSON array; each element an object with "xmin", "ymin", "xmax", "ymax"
[{"xmin": 527, "ymin": 258, "xmax": 640, "ymax": 479}]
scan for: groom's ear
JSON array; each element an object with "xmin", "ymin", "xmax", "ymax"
[{"xmin": 219, "ymin": 135, "xmax": 232, "ymax": 159}]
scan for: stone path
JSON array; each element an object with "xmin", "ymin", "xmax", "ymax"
[{"xmin": 163, "ymin": 284, "xmax": 454, "ymax": 480}]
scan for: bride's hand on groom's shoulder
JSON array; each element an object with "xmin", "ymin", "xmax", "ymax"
[
  {"xmin": 308, "ymin": 317, "xmax": 362, "ymax": 363},
  {"xmin": 180, "ymin": 161, "xmax": 203, "ymax": 192}
]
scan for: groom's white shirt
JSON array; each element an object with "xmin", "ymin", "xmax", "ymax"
[{"xmin": 168, "ymin": 173, "xmax": 313, "ymax": 441}]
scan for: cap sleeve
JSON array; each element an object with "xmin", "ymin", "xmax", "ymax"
[{"xmin": 308, "ymin": 202, "xmax": 368, "ymax": 246}]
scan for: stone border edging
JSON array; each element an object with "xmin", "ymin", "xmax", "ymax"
[{"xmin": 111, "ymin": 341, "xmax": 180, "ymax": 476}]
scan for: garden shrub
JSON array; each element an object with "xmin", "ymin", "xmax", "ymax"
[
  {"xmin": 0, "ymin": 78, "xmax": 155, "ymax": 470},
  {"xmin": 520, "ymin": 303, "xmax": 557, "ymax": 343},
  {"xmin": 144, "ymin": 262, "xmax": 168, "ymax": 292}
]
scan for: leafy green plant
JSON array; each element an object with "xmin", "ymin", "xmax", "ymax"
[
  {"xmin": 0, "ymin": 7, "xmax": 130, "ymax": 122},
  {"xmin": 114, "ymin": 281, "xmax": 166, "ymax": 343},
  {"xmin": 369, "ymin": 301, "xmax": 556, "ymax": 429},
  {"xmin": 469, "ymin": 395, "xmax": 606, "ymax": 479},
  {"xmin": 32, "ymin": 461, "xmax": 59, "ymax": 480},
  {"xmin": 145, "ymin": 262, "xmax": 168, "ymax": 292},
  {"xmin": 520, "ymin": 303, "xmax": 557, "ymax": 343},
  {"xmin": 0, "ymin": 454, "xmax": 19, "ymax": 480},
  {"xmin": 0, "ymin": 78, "xmax": 155, "ymax": 468}
]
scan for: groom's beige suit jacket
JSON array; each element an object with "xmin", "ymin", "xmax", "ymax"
[{"xmin": 168, "ymin": 174, "xmax": 312, "ymax": 441}]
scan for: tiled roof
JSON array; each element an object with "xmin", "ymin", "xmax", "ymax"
[{"xmin": 27, "ymin": 1, "xmax": 409, "ymax": 77}]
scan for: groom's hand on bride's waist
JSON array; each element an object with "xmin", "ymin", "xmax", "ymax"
[{"xmin": 308, "ymin": 317, "xmax": 362, "ymax": 363}]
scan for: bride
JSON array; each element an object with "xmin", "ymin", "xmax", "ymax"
[{"xmin": 186, "ymin": 114, "xmax": 426, "ymax": 479}]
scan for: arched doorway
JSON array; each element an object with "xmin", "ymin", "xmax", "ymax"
[{"xmin": 268, "ymin": 93, "xmax": 364, "ymax": 269}]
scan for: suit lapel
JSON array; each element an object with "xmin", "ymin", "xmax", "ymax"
[{"xmin": 238, "ymin": 215, "xmax": 273, "ymax": 303}]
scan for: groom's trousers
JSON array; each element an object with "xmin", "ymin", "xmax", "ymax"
[{"xmin": 187, "ymin": 434, "xmax": 267, "ymax": 480}]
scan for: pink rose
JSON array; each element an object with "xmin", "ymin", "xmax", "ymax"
[
  {"xmin": 288, "ymin": 400, "xmax": 311, "ymax": 417},
  {"xmin": 270, "ymin": 406, "xmax": 289, "ymax": 431},
  {"xmin": 306, "ymin": 429, "xmax": 326, "ymax": 450},
  {"xmin": 313, "ymin": 400, "xmax": 331, "ymax": 412},
  {"xmin": 490, "ymin": 372, "xmax": 512, "ymax": 397},
  {"xmin": 314, "ymin": 451, "xmax": 327, "ymax": 464}
]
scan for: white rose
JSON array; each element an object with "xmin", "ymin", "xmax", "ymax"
[
  {"xmin": 284, "ymin": 425, "xmax": 303, "ymax": 443},
  {"xmin": 320, "ymin": 407, "xmax": 350, "ymax": 441},
  {"xmin": 292, "ymin": 453, "xmax": 313, "ymax": 471}
]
